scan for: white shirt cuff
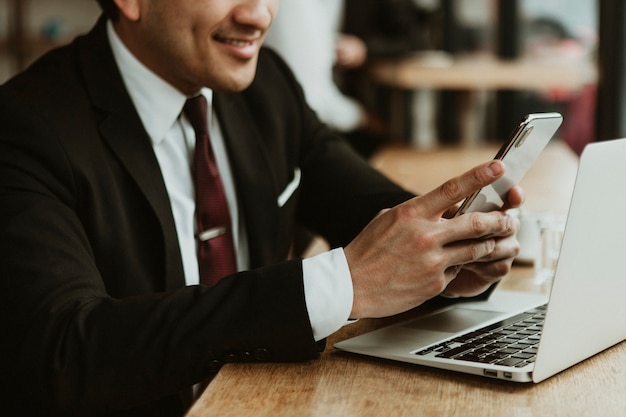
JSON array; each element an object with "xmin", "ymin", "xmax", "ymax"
[{"xmin": 302, "ymin": 248, "xmax": 353, "ymax": 341}]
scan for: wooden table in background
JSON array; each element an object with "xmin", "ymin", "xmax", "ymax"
[
  {"xmin": 368, "ymin": 54, "xmax": 596, "ymax": 92},
  {"xmin": 366, "ymin": 53, "xmax": 597, "ymax": 147},
  {"xmin": 187, "ymin": 141, "xmax": 626, "ymax": 417}
]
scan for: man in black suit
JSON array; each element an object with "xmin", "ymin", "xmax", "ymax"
[{"xmin": 0, "ymin": 1, "xmax": 522, "ymax": 416}]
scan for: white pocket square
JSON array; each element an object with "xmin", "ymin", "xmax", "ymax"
[{"xmin": 277, "ymin": 168, "xmax": 301, "ymax": 207}]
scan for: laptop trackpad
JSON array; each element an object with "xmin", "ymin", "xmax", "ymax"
[{"xmin": 404, "ymin": 308, "xmax": 505, "ymax": 333}]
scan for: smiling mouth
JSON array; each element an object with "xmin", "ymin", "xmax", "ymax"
[
  {"xmin": 212, "ymin": 31, "xmax": 263, "ymax": 61},
  {"xmin": 213, "ymin": 31, "xmax": 261, "ymax": 48}
]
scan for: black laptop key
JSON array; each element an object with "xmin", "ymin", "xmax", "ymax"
[
  {"xmin": 497, "ymin": 348, "xmax": 523, "ymax": 355},
  {"xmin": 496, "ymin": 357, "xmax": 525, "ymax": 367},
  {"xmin": 454, "ymin": 354, "xmax": 485, "ymax": 363},
  {"xmin": 499, "ymin": 337, "xmax": 523, "ymax": 345},
  {"xmin": 481, "ymin": 353, "xmax": 508, "ymax": 363},
  {"xmin": 512, "ymin": 352, "xmax": 535, "ymax": 360},
  {"xmin": 473, "ymin": 347, "xmax": 497, "ymax": 356},
  {"xmin": 435, "ymin": 345, "xmax": 474, "ymax": 358}
]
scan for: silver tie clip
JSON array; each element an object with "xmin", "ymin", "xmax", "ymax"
[{"xmin": 197, "ymin": 226, "xmax": 226, "ymax": 242}]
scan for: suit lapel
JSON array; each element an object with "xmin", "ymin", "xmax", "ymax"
[
  {"xmin": 214, "ymin": 94, "xmax": 281, "ymax": 268},
  {"xmin": 78, "ymin": 18, "xmax": 185, "ymax": 290}
]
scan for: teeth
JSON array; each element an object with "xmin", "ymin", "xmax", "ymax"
[{"xmin": 224, "ymin": 39, "xmax": 250, "ymax": 47}]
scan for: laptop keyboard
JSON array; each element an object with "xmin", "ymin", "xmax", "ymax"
[{"xmin": 414, "ymin": 304, "xmax": 547, "ymax": 368}]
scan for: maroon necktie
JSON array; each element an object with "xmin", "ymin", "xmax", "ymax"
[{"xmin": 184, "ymin": 95, "xmax": 237, "ymax": 286}]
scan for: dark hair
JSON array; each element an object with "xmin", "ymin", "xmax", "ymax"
[{"xmin": 96, "ymin": 0, "xmax": 120, "ymax": 21}]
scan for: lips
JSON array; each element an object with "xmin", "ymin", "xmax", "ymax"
[{"xmin": 214, "ymin": 33, "xmax": 261, "ymax": 59}]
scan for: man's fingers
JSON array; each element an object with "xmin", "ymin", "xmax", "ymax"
[
  {"xmin": 410, "ymin": 160, "xmax": 506, "ymax": 217},
  {"xmin": 445, "ymin": 237, "xmax": 497, "ymax": 268}
]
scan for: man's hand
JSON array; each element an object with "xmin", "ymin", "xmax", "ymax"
[{"xmin": 345, "ymin": 160, "xmax": 521, "ymax": 319}]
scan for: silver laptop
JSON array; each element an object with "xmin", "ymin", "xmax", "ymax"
[{"xmin": 335, "ymin": 138, "xmax": 626, "ymax": 383}]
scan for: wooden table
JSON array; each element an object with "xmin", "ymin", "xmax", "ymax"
[
  {"xmin": 366, "ymin": 53, "xmax": 597, "ymax": 147},
  {"xmin": 187, "ymin": 141, "xmax": 626, "ymax": 417},
  {"xmin": 368, "ymin": 54, "xmax": 597, "ymax": 92}
]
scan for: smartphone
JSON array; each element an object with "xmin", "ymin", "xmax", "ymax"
[{"xmin": 455, "ymin": 112, "xmax": 563, "ymax": 216}]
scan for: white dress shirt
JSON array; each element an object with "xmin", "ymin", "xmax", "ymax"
[{"xmin": 106, "ymin": 22, "xmax": 353, "ymax": 341}]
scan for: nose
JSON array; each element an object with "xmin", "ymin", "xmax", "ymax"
[{"xmin": 232, "ymin": 0, "xmax": 276, "ymax": 31}]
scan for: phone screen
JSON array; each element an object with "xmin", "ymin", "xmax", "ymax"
[{"xmin": 455, "ymin": 112, "xmax": 563, "ymax": 216}]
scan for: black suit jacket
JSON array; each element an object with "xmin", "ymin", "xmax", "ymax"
[{"xmin": 0, "ymin": 17, "xmax": 413, "ymax": 416}]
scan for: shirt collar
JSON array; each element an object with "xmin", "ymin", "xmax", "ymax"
[{"xmin": 106, "ymin": 21, "xmax": 213, "ymax": 146}]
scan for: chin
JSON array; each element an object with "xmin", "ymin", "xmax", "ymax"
[
  {"xmin": 217, "ymin": 61, "xmax": 258, "ymax": 92},
  {"xmin": 223, "ymin": 78, "xmax": 254, "ymax": 92}
]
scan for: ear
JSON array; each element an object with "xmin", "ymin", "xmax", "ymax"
[{"xmin": 113, "ymin": 0, "xmax": 141, "ymax": 21}]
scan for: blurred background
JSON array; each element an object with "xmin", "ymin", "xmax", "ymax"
[{"xmin": 0, "ymin": 0, "xmax": 622, "ymax": 157}]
